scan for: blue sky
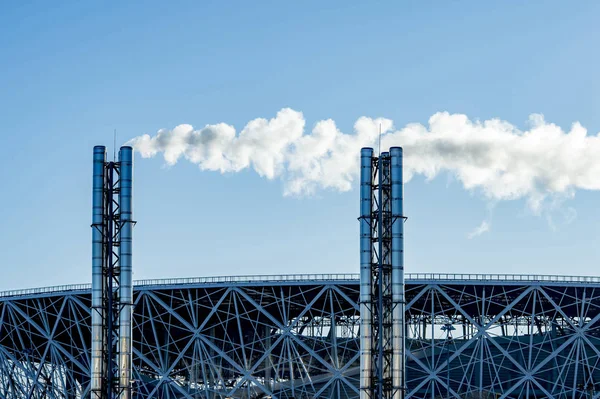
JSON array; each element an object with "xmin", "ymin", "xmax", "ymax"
[{"xmin": 1, "ymin": 1, "xmax": 600, "ymax": 291}]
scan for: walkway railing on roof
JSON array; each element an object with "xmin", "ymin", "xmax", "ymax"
[
  {"xmin": 134, "ymin": 273, "xmax": 359, "ymax": 287},
  {"xmin": 406, "ymin": 273, "xmax": 600, "ymax": 284},
  {"xmin": 0, "ymin": 284, "xmax": 92, "ymax": 299},
  {"xmin": 3, "ymin": 273, "xmax": 600, "ymax": 298}
]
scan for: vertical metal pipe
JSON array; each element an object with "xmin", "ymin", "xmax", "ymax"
[
  {"xmin": 118, "ymin": 146, "xmax": 134, "ymax": 399},
  {"xmin": 391, "ymin": 147, "xmax": 405, "ymax": 399},
  {"xmin": 91, "ymin": 146, "xmax": 106, "ymax": 398},
  {"xmin": 359, "ymin": 148, "xmax": 374, "ymax": 399}
]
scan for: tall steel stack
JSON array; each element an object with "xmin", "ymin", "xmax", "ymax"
[
  {"xmin": 91, "ymin": 146, "xmax": 135, "ymax": 399},
  {"xmin": 359, "ymin": 147, "xmax": 405, "ymax": 399}
]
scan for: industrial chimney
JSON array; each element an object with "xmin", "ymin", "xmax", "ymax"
[
  {"xmin": 359, "ymin": 147, "xmax": 406, "ymax": 399},
  {"xmin": 91, "ymin": 146, "xmax": 135, "ymax": 399}
]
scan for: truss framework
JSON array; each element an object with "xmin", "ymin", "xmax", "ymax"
[
  {"xmin": 359, "ymin": 147, "xmax": 405, "ymax": 399},
  {"xmin": 91, "ymin": 146, "xmax": 134, "ymax": 399},
  {"xmin": 2, "ymin": 277, "xmax": 600, "ymax": 399}
]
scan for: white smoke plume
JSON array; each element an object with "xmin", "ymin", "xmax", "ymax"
[
  {"xmin": 129, "ymin": 108, "xmax": 600, "ymax": 212},
  {"xmin": 467, "ymin": 220, "xmax": 491, "ymax": 239}
]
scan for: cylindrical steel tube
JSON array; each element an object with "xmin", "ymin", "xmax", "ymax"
[
  {"xmin": 118, "ymin": 146, "xmax": 134, "ymax": 399},
  {"xmin": 91, "ymin": 146, "xmax": 106, "ymax": 398},
  {"xmin": 359, "ymin": 147, "xmax": 373, "ymax": 399},
  {"xmin": 390, "ymin": 147, "xmax": 405, "ymax": 399}
]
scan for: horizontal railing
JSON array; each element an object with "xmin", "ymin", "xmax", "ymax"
[
  {"xmin": 0, "ymin": 284, "xmax": 92, "ymax": 299},
  {"xmin": 0, "ymin": 274, "xmax": 359, "ymax": 298},
  {"xmin": 134, "ymin": 273, "xmax": 358, "ymax": 287},
  {"xmin": 3, "ymin": 273, "xmax": 600, "ymax": 298},
  {"xmin": 406, "ymin": 273, "xmax": 600, "ymax": 283}
]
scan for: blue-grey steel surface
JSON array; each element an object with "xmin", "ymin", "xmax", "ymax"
[
  {"xmin": 390, "ymin": 147, "xmax": 405, "ymax": 399},
  {"xmin": 361, "ymin": 149, "xmax": 402, "ymax": 399},
  {"xmin": 359, "ymin": 147, "xmax": 373, "ymax": 399},
  {"xmin": 90, "ymin": 147, "xmax": 134, "ymax": 399},
  {"xmin": 3, "ymin": 275, "xmax": 600, "ymax": 398},
  {"xmin": 118, "ymin": 146, "xmax": 134, "ymax": 399},
  {"xmin": 91, "ymin": 146, "xmax": 106, "ymax": 397}
]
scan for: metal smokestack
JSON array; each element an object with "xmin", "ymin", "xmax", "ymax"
[
  {"xmin": 390, "ymin": 147, "xmax": 405, "ymax": 399},
  {"xmin": 360, "ymin": 147, "xmax": 406, "ymax": 399},
  {"xmin": 359, "ymin": 147, "xmax": 373, "ymax": 399},
  {"xmin": 118, "ymin": 146, "xmax": 134, "ymax": 399},
  {"xmin": 91, "ymin": 146, "xmax": 106, "ymax": 398}
]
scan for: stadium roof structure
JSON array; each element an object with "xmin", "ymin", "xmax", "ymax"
[{"xmin": 2, "ymin": 273, "xmax": 600, "ymax": 398}]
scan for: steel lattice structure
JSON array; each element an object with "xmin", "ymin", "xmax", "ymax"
[
  {"xmin": 359, "ymin": 147, "xmax": 406, "ymax": 399},
  {"xmin": 3, "ymin": 273, "xmax": 600, "ymax": 399},
  {"xmin": 91, "ymin": 145, "xmax": 135, "ymax": 399}
]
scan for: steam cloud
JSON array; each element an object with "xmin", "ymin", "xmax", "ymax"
[
  {"xmin": 129, "ymin": 108, "xmax": 600, "ymax": 212},
  {"xmin": 467, "ymin": 220, "xmax": 491, "ymax": 239}
]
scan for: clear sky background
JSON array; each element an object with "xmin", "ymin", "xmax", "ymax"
[{"xmin": 1, "ymin": 1, "xmax": 599, "ymax": 291}]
